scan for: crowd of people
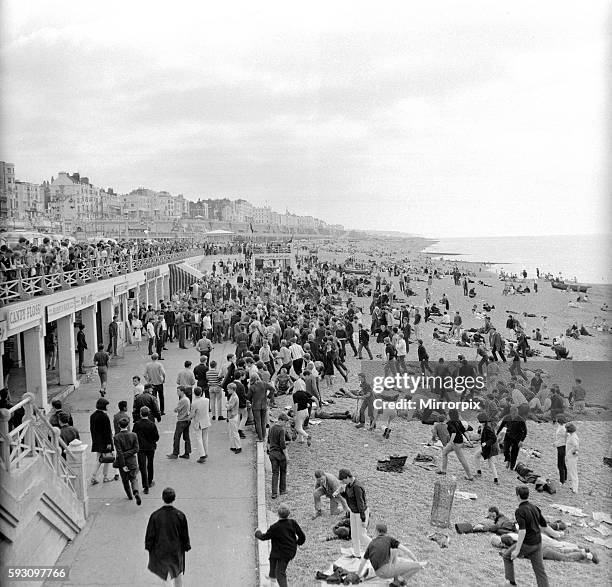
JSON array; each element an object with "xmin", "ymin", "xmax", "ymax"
[
  {"xmin": 31, "ymin": 241, "xmax": 608, "ymax": 587},
  {"xmin": 0, "ymin": 235, "xmax": 245, "ymax": 281}
]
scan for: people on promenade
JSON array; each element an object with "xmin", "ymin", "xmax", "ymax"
[
  {"xmin": 89, "ymin": 397, "xmax": 115, "ymax": 485},
  {"xmin": 133, "ymin": 406, "xmax": 159, "ymax": 493},
  {"xmin": 144, "ymin": 353, "xmax": 166, "ymax": 416},
  {"xmin": 268, "ymin": 412, "xmax": 289, "ymax": 499},
  {"xmin": 167, "ymin": 387, "xmax": 191, "ymax": 460},
  {"xmin": 133, "ymin": 383, "xmax": 162, "ymax": 423},
  {"xmin": 113, "ymin": 416, "xmax": 142, "ymax": 505},
  {"xmin": 189, "ymin": 386, "xmax": 210, "ymax": 463},
  {"xmin": 145, "ymin": 487, "xmax": 191, "ymax": 587},
  {"xmin": 76, "ymin": 323, "xmax": 88, "ymax": 374},
  {"xmin": 226, "ymin": 382, "xmax": 242, "ymax": 454},
  {"xmin": 93, "ymin": 343, "xmax": 110, "ymax": 397}
]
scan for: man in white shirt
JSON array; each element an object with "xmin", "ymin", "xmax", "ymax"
[
  {"xmin": 189, "ymin": 386, "xmax": 210, "ymax": 463},
  {"xmin": 289, "ymin": 338, "xmax": 305, "ymax": 376},
  {"xmin": 395, "ymin": 333, "xmax": 407, "ymax": 373},
  {"xmin": 132, "ymin": 375, "xmax": 145, "ymax": 397}
]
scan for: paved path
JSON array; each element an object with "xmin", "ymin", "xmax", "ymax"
[{"xmin": 49, "ymin": 338, "xmax": 257, "ymax": 587}]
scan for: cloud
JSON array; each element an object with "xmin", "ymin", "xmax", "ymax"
[{"xmin": 0, "ymin": 0, "xmax": 609, "ymax": 237}]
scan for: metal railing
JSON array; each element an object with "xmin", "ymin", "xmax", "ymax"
[
  {"xmin": 0, "ymin": 248, "xmax": 209, "ymax": 305},
  {"xmin": 0, "ymin": 394, "xmax": 77, "ymax": 497}
]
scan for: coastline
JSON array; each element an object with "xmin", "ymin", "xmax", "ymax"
[{"xmin": 418, "ymin": 234, "xmax": 612, "ymax": 286}]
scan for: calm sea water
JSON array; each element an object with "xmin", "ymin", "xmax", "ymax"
[{"xmin": 423, "ymin": 234, "xmax": 612, "ymax": 284}]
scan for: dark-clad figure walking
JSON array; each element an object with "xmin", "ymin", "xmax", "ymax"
[
  {"xmin": 113, "ymin": 417, "xmax": 142, "ymax": 505},
  {"xmin": 133, "ymin": 406, "xmax": 159, "ymax": 494},
  {"xmin": 145, "ymin": 487, "xmax": 191, "ymax": 587},
  {"xmin": 255, "ymin": 503, "xmax": 305, "ymax": 587}
]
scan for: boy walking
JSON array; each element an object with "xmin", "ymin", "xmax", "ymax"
[{"xmin": 255, "ymin": 504, "xmax": 305, "ymax": 587}]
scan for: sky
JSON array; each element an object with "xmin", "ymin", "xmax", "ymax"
[{"xmin": 0, "ymin": 0, "xmax": 609, "ymax": 237}]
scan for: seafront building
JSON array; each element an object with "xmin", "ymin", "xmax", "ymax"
[{"xmin": 0, "ymin": 162, "xmax": 342, "ymax": 237}]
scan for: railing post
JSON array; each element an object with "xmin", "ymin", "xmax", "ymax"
[
  {"xmin": 0, "ymin": 408, "xmax": 11, "ymax": 471},
  {"xmin": 66, "ymin": 439, "xmax": 89, "ymax": 517},
  {"xmin": 49, "ymin": 426, "xmax": 60, "ymax": 471},
  {"xmin": 128, "ymin": 254, "xmax": 133, "ymax": 273},
  {"xmin": 22, "ymin": 394, "xmax": 36, "ymax": 456}
]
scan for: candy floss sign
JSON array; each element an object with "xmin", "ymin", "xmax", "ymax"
[{"xmin": 7, "ymin": 301, "xmax": 43, "ymax": 332}]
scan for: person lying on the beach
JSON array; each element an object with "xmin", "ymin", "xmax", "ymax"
[
  {"xmin": 455, "ymin": 506, "xmax": 516, "ymax": 535},
  {"xmin": 490, "ymin": 533, "xmax": 600, "ymax": 564}
]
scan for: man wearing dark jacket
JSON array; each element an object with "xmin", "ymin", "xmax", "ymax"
[
  {"xmin": 133, "ymin": 385, "xmax": 161, "ymax": 423},
  {"xmin": 357, "ymin": 325, "xmax": 373, "ymax": 360},
  {"xmin": 145, "ymin": 487, "xmax": 191, "ymax": 586},
  {"xmin": 133, "ymin": 406, "xmax": 159, "ymax": 494},
  {"xmin": 193, "ymin": 356, "xmax": 209, "ymax": 398},
  {"xmin": 337, "ymin": 469, "xmax": 371, "ymax": 557},
  {"xmin": 255, "ymin": 503, "xmax": 305, "ymax": 587},
  {"xmin": 114, "ymin": 417, "xmax": 142, "ymax": 505},
  {"xmin": 498, "ymin": 406, "xmax": 528, "ymax": 470},
  {"xmin": 76, "ymin": 324, "xmax": 88, "ymax": 374}
]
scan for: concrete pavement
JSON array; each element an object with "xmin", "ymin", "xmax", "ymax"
[{"xmin": 48, "ymin": 337, "xmax": 258, "ymax": 587}]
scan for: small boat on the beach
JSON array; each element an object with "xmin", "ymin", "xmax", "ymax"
[{"xmin": 551, "ymin": 281, "xmax": 590, "ymax": 293}]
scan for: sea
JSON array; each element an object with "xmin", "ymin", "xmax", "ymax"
[{"xmin": 422, "ymin": 233, "xmax": 612, "ymax": 284}]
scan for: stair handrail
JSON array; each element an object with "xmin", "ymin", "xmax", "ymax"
[{"xmin": 0, "ymin": 394, "xmax": 78, "ymax": 497}]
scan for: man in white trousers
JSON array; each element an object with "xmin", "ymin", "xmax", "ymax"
[
  {"xmin": 189, "ymin": 386, "xmax": 210, "ymax": 463},
  {"xmin": 227, "ymin": 383, "xmax": 242, "ymax": 454},
  {"xmin": 335, "ymin": 469, "xmax": 371, "ymax": 557}
]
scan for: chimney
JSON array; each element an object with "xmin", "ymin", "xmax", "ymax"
[{"xmin": 71, "ymin": 172, "xmax": 80, "ymax": 182}]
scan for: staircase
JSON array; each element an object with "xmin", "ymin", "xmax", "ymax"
[{"xmin": 0, "ymin": 394, "xmax": 88, "ymax": 567}]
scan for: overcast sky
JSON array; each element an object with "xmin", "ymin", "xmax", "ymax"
[{"xmin": 1, "ymin": 1, "xmax": 609, "ymax": 237}]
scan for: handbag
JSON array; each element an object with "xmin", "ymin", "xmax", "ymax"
[{"xmin": 99, "ymin": 451, "xmax": 115, "ymax": 463}]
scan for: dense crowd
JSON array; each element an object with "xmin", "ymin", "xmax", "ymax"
[
  {"xmin": 0, "ymin": 236, "xmax": 245, "ymax": 281},
  {"xmin": 24, "ymin": 244, "xmax": 608, "ymax": 587}
]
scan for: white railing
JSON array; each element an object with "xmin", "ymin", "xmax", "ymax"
[
  {"xmin": 0, "ymin": 248, "xmax": 210, "ymax": 305},
  {"xmin": 0, "ymin": 394, "xmax": 77, "ymax": 497}
]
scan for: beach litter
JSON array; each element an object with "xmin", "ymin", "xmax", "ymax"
[
  {"xmin": 583, "ymin": 535, "xmax": 612, "ymax": 549},
  {"xmin": 593, "ymin": 524, "xmax": 611, "ymax": 537},
  {"xmin": 455, "ymin": 491, "xmax": 478, "ymax": 501},
  {"xmin": 551, "ymin": 504, "xmax": 588, "ymax": 517},
  {"xmin": 592, "ymin": 511, "xmax": 612, "ymax": 525},
  {"xmin": 428, "ymin": 531, "xmax": 450, "ymax": 548}
]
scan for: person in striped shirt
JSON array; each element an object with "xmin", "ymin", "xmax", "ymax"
[{"xmin": 206, "ymin": 360, "xmax": 224, "ymax": 420}]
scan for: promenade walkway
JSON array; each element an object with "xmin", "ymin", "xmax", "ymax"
[{"xmin": 47, "ymin": 339, "xmax": 257, "ymax": 587}]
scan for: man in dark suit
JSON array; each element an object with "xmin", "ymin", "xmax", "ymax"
[
  {"xmin": 76, "ymin": 324, "xmax": 88, "ymax": 374},
  {"xmin": 133, "ymin": 406, "xmax": 159, "ymax": 494},
  {"xmin": 107, "ymin": 316, "xmax": 119, "ymax": 356},
  {"xmin": 133, "ymin": 385, "xmax": 162, "ymax": 423},
  {"xmin": 489, "ymin": 327, "xmax": 506, "ymax": 362},
  {"xmin": 113, "ymin": 417, "xmax": 142, "ymax": 505},
  {"xmin": 145, "ymin": 487, "xmax": 191, "ymax": 586}
]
